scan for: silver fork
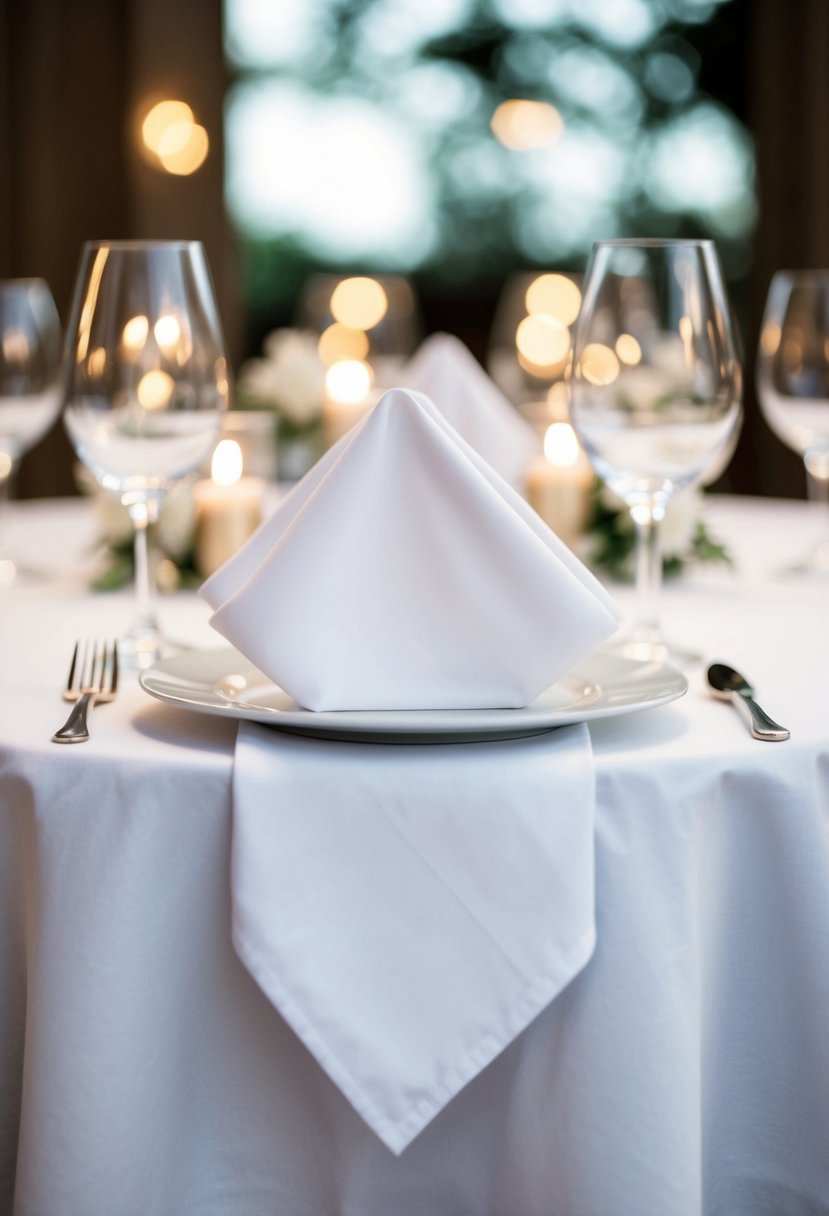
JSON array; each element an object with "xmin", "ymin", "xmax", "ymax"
[{"xmin": 52, "ymin": 640, "xmax": 119, "ymax": 744}]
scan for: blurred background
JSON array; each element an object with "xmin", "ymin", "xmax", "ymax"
[{"xmin": 2, "ymin": 0, "xmax": 828, "ymax": 500}]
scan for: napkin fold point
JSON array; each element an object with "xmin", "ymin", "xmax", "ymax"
[{"xmin": 203, "ymin": 386, "xmax": 618, "ymax": 712}]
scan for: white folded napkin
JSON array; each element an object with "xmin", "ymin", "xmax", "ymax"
[
  {"xmin": 401, "ymin": 332, "xmax": 540, "ymax": 487},
  {"xmin": 202, "ymin": 388, "xmax": 618, "ymax": 712},
  {"xmin": 231, "ymin": 719, "xmax": 597, "ymax": 1154}
]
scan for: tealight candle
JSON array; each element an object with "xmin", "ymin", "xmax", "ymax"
[
  {"xmin": 526, "ymin": 421, "xmax": 594, "ymax": 547},
  {"xmin": 194, "ymin": 439, "xmax": 264, "ymax": 577}
]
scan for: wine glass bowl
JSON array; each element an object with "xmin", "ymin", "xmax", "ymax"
[
  {"xmin": 0, "ymin": 278, "xmax": 63, "ymax": 582},
  {"xmin": 757, "ymin": 270, "xmax": 829, "ymax": 573},
  {"xmin": 569, "ymin": 239, "xmax": 742, "ymax": 662},
  {"xmin": 62, "ymin": 240, "xmax": 229, "ymax": 665}
]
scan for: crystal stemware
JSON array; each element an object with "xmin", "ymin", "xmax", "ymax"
[
  {"xmin": 0, "ymin": 279, "xmax": 62, "ymax": 583},
  {"xmin": 757, "ymin": 269, "xmax": 829, "ymax": 574},
  {"xmin": 569, "ymin": 238, "xmax": 742, "ymax": 664},
  {"xmin": 62, "ymin": 240, "xmax": 230, "ymax": 667}
]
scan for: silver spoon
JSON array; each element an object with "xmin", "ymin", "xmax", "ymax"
[{"xmin": 706, "ymin": 663, "xmax": 790, "ymax": 741}]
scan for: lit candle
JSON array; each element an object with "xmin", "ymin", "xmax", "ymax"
[
  {"xmin": 526, "ymin": 422, "xmax": 594, "ymax": 547},
  {"xmin": 322, "ymin": 358, "xmax": 376, "ymax": 445},
  {"xmin": 194, "ymin": 439, "xmax": 264, "ymax": 577}
]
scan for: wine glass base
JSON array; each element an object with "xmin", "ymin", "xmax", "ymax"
[
  {"xmin": 776, "ymin": 539, "xmax": 829, "ymax": 578},
  {"xmin": 602, "ymin": 627, "xmax": 700, "ymax": 669},
  {"xmin": 0, "ymin": 554, "xmax": 56, "ymax": 586},
  {"xmin": 118, "ymin": 627, "xmax": 189, "ymax": 671}
]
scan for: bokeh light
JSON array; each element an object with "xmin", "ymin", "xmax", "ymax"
[
  {"xmin": 330, "ymin": 278, "xmax": 388, "ymax": 330},
  {"xmin": 525, "ymin": 274, "xmax": 582, "ymax": 326},
  {"xmin": 137, "ymin": 369, "xmax": 175, "ymax": 410},
  {"xmin": 491, "ymin": 100, "xmax": 564, "ymax": 150},
  {"xmin": 318, "ymin": 323, "xmax": 370, "ymax": 365},
  {"xmin": 140, "ymin": 99, "xmax": 209, "ymax": 176},
  {"xmin": 224, "ymin": 0, "xmax": 753, "ymax": 289}
]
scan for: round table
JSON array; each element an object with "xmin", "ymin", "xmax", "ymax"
[{"xmin": 1, "ymin": 495, "xmax": 828, "ymax": 1216}]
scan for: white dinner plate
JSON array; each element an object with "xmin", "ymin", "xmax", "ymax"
[{"xmin": 139, "ymin": 646, "xmax": 687, "ymax": 744}]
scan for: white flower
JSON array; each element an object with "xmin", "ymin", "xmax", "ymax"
[
  {"xmin": 155, "ymin": 482, "xmax": 195, "ymax": 560},
  {"xmin": 661, "ymin": 487, "xmax": 702, "ymax": 558},
  {"xmin": 91, "ymin": 486, "xmax": 133, "ymax": 546},
  {"xmin": 596, "ymin": 482, "xmax": 703, "ymax": 559},
  {"xmin": 650, "ymin": 333, "xmax": 688, "ymax": 380},
  {"xmin": 615, "ymin": 366, "xmax": 672, "ymax": 412},
  {"xmin": 89, "ymin": 480, "xmax": 195, "ymax": 560},
  {"xmin": 237, "ymin": 329, "xmax": 324, "ymax": 426}
]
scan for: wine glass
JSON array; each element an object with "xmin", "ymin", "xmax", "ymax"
[
  {"xmin": 756, "ymin": 270, "xmax": 829, "ymax": 574},
  {"xmin": 62, "ymin": 240, "xmax": 229, "ymax": 667},
  {"xmin": 569, "ymin": 238, "xmax": 742, "ymax": 664},
  {"xmin": 0, "ymin": 279, "xmax": 62, "ymax": 583}
]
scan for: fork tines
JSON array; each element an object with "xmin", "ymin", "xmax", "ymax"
[{"xmin": 66, "ymin": 639, "xmax": 119, "ymax": 698}]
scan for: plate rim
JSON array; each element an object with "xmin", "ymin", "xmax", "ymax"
[{"xmin": 139, "ymin": 645, "xmax": 687, "ymax": 741}]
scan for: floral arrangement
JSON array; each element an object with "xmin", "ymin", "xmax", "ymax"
[
  {"xmin": 234, "ymin": 328, "xmax": 328, "ymax": 481},
  {"xmin": 235, "ymin": 329, "xmax": 325, "ymax": 437},
  {"xmin": 85, "ymin": 477, "xmax": 200, "ymax": 592},
  {"xmin": 585, "ymin": 483, "xmax": 732, "ymax": 580}
]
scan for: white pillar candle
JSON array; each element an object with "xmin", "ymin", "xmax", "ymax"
[
  {"xmin": 194, "ymin": 440, "xmax": 264, "ymax": 577},
  {"xmin": 526, "ymin": 422, "xmax": 594, "ymax": 548}
]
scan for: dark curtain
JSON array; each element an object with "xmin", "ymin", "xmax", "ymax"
[
  {"xmin": 0, "ymin": 0, "xmax": 235, "ymax": 498},
  {"xmin": 1, "ymin": 0, "xmax": 129, "ymax": 496},
  {"xmin": 744, "ymin": 0, "xmax": 829, "ymax": 498}
]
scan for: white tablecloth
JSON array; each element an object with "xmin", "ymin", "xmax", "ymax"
[{"xmin": 1, "ymin": 495, "xmax": 828, "ymax": 1216}]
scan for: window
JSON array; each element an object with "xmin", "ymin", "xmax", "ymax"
[{"xmin": 224, "ymin": 0, "xmax": 755, "ymax": 332}]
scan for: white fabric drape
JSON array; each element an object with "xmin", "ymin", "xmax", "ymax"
[{"xmin": 231, "ymin": 721, "xmax": 596, "ymax": 1152}]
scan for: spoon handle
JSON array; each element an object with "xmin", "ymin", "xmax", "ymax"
[{"xmin": 731, "ymin": 691, "xmax": 790, "ymax": 741}]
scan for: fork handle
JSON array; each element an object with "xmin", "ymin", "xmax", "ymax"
[{"xmin": 52, "ymin": 692, "xmax": 96, "ymax": 744}]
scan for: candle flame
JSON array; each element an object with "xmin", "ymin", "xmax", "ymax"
[
  {"xmin": 154, "ymin": 314, "xmax": 182, "ymax": 352},
  {"xmin": 211, "ymin": 439, "xmax": 243, "ymax": 487},
  {"xmin": 122, "ymin": 314, "xmax": 149, "ymax": 355},
  {"xmin": 325, "ymin": 358, "xmax": 373, "ymax": 405},
  {"xmin": 544, "ymin": 422, "xmax": 580, "ymax": 468}
]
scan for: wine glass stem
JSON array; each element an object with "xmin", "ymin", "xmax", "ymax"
[
  {"xmin": 805, "ymin": 465, "xmax": 829, "ymax": 507},
  {"xmin": 128, "ymin": 499, "xmax": 161, "ymax": 639},
  {"xmin": 804, "ymin": 457, "xmax": 829, "ymax": 571},
  {"xmin": 0, "ymin": 462, "xmax": 19, "ymax": 582},
  {"xmin": 630, "ymin": 500, "xmax": 666, "ymax": 639}
]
